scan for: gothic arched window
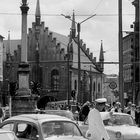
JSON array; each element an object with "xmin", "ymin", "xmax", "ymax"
[
  {"xmin": 93, "ymin": 82, "xmax": 96, "ymax": 92},
  {"xmin": 74, "ymin": 80, "xmax": 77, "ymax": 90},
  {"xmin": 51, "ymin": 69, "xmax": 59, "ymax": 91},
  {"xmin": 98, "ymin": 83, "xmax": 100, "ymax": 92}
]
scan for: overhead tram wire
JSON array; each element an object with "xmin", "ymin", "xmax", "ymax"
[
  {"xmin": 9, "ymin": 60, "xmax": 140, "ymax": 65},
  {"xmin": 93, "ymin": 0, "xmax": 104, "ymax": 12},
  {"xmin": 0, "ymin": 12, "xmax": 134, "ymax": 17}
]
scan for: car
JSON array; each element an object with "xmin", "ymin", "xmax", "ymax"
[
  {"xmin": 0, "ymin": 129, "xmax": 18, "ymax": 140},
  {"xmin": 85, "ymin": 112, "xmax": 140, "ymax": 140},
  {"xmin": 0, "ymin": 114, "xmax": 88, "ymax": 140},
  {"xmin": 38, "ymin": 109, "xmax": 75, "ymax": 120}
]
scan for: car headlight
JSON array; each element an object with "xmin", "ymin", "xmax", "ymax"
[{"xmin": 116, "ymin": 131, "xmax": 121, "ymax": 138}]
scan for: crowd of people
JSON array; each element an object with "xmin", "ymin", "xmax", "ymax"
[
  {"xmin": 0, "ymin": 98, "xmax": 140, "ymax": 140},
  {"xmin": 74, "ymin": 98, "xmax": 140, "ymax": 140},
  {"xmin": 73, "ymin": 99, "xmax": 140, "ymax": 127},
  {"xmin": 1, "ymin": 98, "xmax": 140, "ymax": 128},
  {"xmin": 41, "ymin": 97, "xmax": 140, "ymax": 128}
]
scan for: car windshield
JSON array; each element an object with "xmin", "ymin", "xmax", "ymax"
[
  {"xmin": 103, "ymin": 114, "xmax": 135, "ymax": 126},
  {"xmin": 42, "ymin": 121, "xmax": 82, "ymax": 138}
]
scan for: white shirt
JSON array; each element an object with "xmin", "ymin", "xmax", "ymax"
[
  {"xmin": 87, "ymin": 108, "xmax": 110, "ymax": 140},
  {"xmin": 131, "ymin": 110, "xmax": 135, "ymax": 119}
]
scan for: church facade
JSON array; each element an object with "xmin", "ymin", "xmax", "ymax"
[{"xmin": 2, "ymin": 0, "xmax": 104, "ymax": 109}]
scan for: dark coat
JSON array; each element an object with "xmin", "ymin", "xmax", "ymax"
[{"xmin": 79, "ymin": 105, "xmax": 90, "ymax": 121}]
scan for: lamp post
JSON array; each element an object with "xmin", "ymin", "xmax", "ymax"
[
  {"xmin": 118, "ymin": 0, "xmax": 124, "ymax": 110},
  {"xmin": 61, "ymin": 13, "xmax": 96, "ymax": 104},
  {"xmin": 67, "ymin": 42, "xmax": 71, "ymax": 106}
]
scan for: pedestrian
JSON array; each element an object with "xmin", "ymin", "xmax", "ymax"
[
  {"xmin": 124, "ymin": 101, "xmax": 132, "ymax": 113},
  {"xmin": 86, "ymin": 98, "xmax": 110, "ymax": 140},
  {"xmin": 79, "ymin": 101, "xmax": 90, "ymax": 121},
  {"xmin": 135, "ymin": 106, "xmax": 140, "ymax": 127},
  {"xmin": 94, "ymin": 98, "xmax": 107, "ymax": 112},
  {"xmin": 0, "ymin": 103, "xmax": 4, "ymax": 123},
  {"xmin": 114, "ymin": 102, "xmax": 122, "ymax": 113},
  {"xmin": 110, "ymin": 102, "xmax": 117, "ymax": 112},
  {"xmin": 76, "ymin": 102, "xmax": 80, "ymax": 113},
  {"xmin": 127, "ymin": 104, "xmax": 136, "ymax": 121},
  {"xmin": 105, "ymin": 103, "xmax": 110, "ymax": 112}
]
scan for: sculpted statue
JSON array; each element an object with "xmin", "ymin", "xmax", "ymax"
[{"xmin": 22, "ymin": 0, "xmax": 27, "ymax": 5}]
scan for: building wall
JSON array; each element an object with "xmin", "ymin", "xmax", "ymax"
[
  {"xmin": 122, "ymin": 0, "xmax": 139, "ymax": 104},
  {"xmin": 0, "ymin": 36, "xmax": 3, "ymax": 82},
  {"xmin": 123, "ymin": 33, "xmax": 134, "ymax": 101},
  {"xmin": 2, "ymin": 17, "xmax": 103, "ymax": 106}
]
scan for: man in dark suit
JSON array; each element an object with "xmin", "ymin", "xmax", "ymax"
[{"xmin": 135, "ymin": 106, "xmax": 140, "ymax": 127}]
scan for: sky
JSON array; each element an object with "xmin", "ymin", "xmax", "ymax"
[{"xmin": 0, "ymin": 0, "xmax": 135, "ymax": 75}]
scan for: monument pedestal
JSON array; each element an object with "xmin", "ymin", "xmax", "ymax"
[
  {"xmin": 11, "ymin": 62, "xmax": 38, "ymax": 116},
  {"xmin": 12, "ymin": 95, "xmax": 38, "ymax": 116},
  {"xmin": 11, "ymin": 0, "xmax": 37, "ymax": 116}
]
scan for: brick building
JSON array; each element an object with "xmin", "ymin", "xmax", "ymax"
[
  {"xmin": 123, "ymin": 0, "xmax": 139, "ymax": 105},
  {"xmin": 2, "ymin": 0, "xmax": 104, "ymax": 109}
]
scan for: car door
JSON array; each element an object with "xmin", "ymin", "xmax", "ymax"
[{"xmin": 0, "ymin": 120, "xmax": 39, "ymax": 140}]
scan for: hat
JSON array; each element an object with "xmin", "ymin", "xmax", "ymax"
[
  {"xmin": 116, "ymin": 102, "xmax": 121, "ymax": 105},
  {"xmin": 95, "ymin": 98, "xmax": 107, "ymax": 104}
]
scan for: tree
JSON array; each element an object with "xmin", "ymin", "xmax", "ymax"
[{"xmin": 30, "ymin": 81, "xmax": 40, "ymax": 95}]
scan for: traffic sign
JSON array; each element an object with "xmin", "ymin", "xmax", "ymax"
[{"xmin": 109, "ymin": 81, "xmax": 117, "ymax": 89}]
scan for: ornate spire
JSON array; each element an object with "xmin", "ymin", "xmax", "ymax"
[
  {"xmin": 71, "ymin": 10, "xmax": 76, "ymax": 38},
  {"xmin": 35, "ymin": 0, "xmax": 41, "ymax": 25},
  {"xmin": 99, "ymin": 40, "xmax": 104, "ymax": 72},
  {"xmin": 6, "ymin": 31, "xmax": 11, "ymax": 61},
  {"xmin": 99, "ymin": 40, "xmax": 104, "ymax": 61},
  {"xmin": 7, "ymin": 31, "xmax": 10, "ymax": 54}
]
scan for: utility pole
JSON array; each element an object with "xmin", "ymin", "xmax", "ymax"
[
  {"xmin": 90, "ymin": 65, "xmax": 93, "ymax": 101},
  {"xmin": 77, "ymin": 23, "xmax": 81, "ymax": 103},
  {"xmin": 118, "ymin": 0, "xmax": 124, "ymax": 109},
  {"xmin": 67, "ymin": 42, "xmax": 71, "ymax": 106},
  {"xmin": 61, "ymin": 13, "xmax": 96, "ymax": 104}
]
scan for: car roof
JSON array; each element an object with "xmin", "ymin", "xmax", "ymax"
[
  {"xmin": 36, "ymin": 109, "xmax": 74, "ymax": 120},
  {"xmin": 40, "ymin": 109, "xmax": 73, "ymax": 114},
  {"xmin": 42, "ymin": 110, "xmax": 74, "ymax": 118},
  {"xmin": 100, "ymin": 112, "xmax": 130, "ymax": 120},
  {"xmin": 4, "ymin": 114, "xmax": 73, "ymax": 124}
]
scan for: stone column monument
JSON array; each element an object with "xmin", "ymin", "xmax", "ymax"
[{"xmin": 12, "ymin": 0, "xmax": 37, "ymax": 116}]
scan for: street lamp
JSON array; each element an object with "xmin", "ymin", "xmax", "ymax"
[
  {"xmin": 66, "ymin": 42, "xmax": 72, "ymax": 106},
  {"xmin": 61, "ymin": 13, "xmax": 96, "ymax": 104},
  {"xmin": 118, "ymin": 0, "xmax": 124, "ymax": 109}
]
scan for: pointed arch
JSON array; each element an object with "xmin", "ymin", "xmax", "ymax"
[{"xmin": 51, "ymin": 69, "xmax": 59, "ymax": 91}]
